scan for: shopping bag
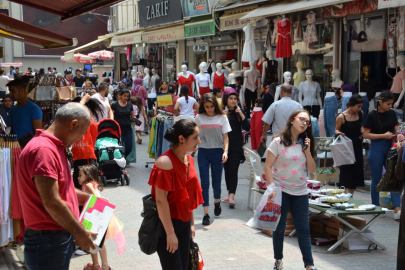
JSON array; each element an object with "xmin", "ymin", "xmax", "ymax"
[
  {"xmin": 330, "ymin": 135, "xmax": 356, "ymax": 167},
  {"xmin": 247, "ymin": 183, "xmax": 282, "ymax": 230},
  {"xmin": 257, "ymin": 141, "xmax": 267, "ymax": 157}
]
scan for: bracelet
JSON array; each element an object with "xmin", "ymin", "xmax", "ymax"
[{"xmin": 224, "ymin": 149, "xmax": 228, "ymax": 152}]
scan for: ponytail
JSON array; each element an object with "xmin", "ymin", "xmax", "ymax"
[{"xmin": 180, "ymin": 85, "xmax": 190, "ymax": 103}]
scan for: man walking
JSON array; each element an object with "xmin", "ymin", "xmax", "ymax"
[
  {"xmin": 18, "ymin": 103, "xmax": 97, "ymax": 270},
  {"xmin": 261, "ymin": 84, "xmax": 303, "ymax": 142},
  {"xmin": 91, "ymin": 82, "xmax": 113, "ymax": 123}
]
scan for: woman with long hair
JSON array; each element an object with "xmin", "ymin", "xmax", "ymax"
[
  {"xmin": 364, "ymin": 91, "xmax": 402, "ymax": 219},
  {"xmin": 148, "ymin": 119, "xmax": 204, "ymax": 269},
  {"xmin": 195, "ymin": 93, "xmax": 231, "ymax": 225},
  {"xmin": 130, "ymin": 96, "xmax": 147, "ymax": 144},
  {"xmin": 335, "ymin": 94, "xmax": 365, "ymax": 194},
  {"xmin": 264, "ymin": 110, "xmax": 316, "ymax": 270},
  {"xmin": 174, "ymin": 86, "xmax": 199, "ymax": 117},
  {"xmin": 221, "ymin": 88, "xmax": 250, "ymax": 208},
  {"xmin": 165, "ymin": 82, "xmax": 180, "ymax": 116},
  {"xmin": 154, "ymin": 79, "xmax": 170, "ymax": 115}
]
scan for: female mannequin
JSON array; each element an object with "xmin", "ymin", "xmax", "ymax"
[
  {"xmin": 195, "ymin": 62, "xmax": 211, "ymax": 99},
  {"xmin": 223, "ymin": 60, "xmax": 244, "ymax": 78},
  {"xmin": 392, "ymin": 55, "xmax": 405, "ymax": 109},
  {"xmin": 227, "ymin": 73, "xmax": 236, "ymax": 86},
  {"xmin": 212, "ymin": 62, "xmax": 225, "ymax": 91},
  {"xmin": 242, "ymin": 60, "xmax": 261, "ymax": 117},
  {"xmin": 178, "ymin": 64, "xmax": 195, "ymax": 97},
  {"xmin": 262, "ymin": 47, "xmax": 280, "ymax": 88},
  {"xmin": 256, "ymin": 50, "xmax": 266, "ymax": 77},
  {"xmin": 330, "ymin": 69, "xmax": 344, "ymax": 97},
  {"xmin": 131, "ymin": 70, "xmax": 137, "ymax": 85},
  {"xmin": 298, "ymin": 69, "xmax": 322, "ymax": 119},
  {"xmin": 293, "ymin": 61, "xmax": 305, "ymax": 88},
  {"xmin": 151, "ymin": 68, "xmax": 160, "ymax": 94},
  {"xmin": 275, "ymin": 72, "xmax": 298, "ymax": 101},
  {"xmin": 143, "ymin": 68, "xmax": 151, "ymax": 92}
]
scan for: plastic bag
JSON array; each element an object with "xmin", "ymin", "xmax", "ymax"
[
  {"xmin": 106, "ymin": 215, "xmax": 126, "ymax": 255},
  {"xmin": 330, "ymin": 135, "xmax": 356, "ymax": 167},
  {"xmin": 198, "ymin": 250, "xmax": 205, "ymax": 270},
  {"xmin": 379, "ymin": 192, "xmax": 393, "ymax": 209},
  {"xmin": 247, "ymin": 183, "xmax": 282, "ymax": 230}
]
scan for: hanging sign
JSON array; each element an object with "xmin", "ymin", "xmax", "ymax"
[
  {"xmin": 138, "ymin": 0, "xmax": 183, "ymax": 28},
  {"xmin": 322, "ymin": 0, "xmax": 378, "ymax": 18},
  {"xmin": 185, "ymin": 21, "xmax": 215, "ymax": 38},
  {"xmin": 180, "ymin": 0, "xmax": 211, "ymax": 17},
  {"xmin": 378, "ymin": 0, "xmax": 405, "ymax": 9},
  {"xmin": 157, "ymin": 94, "xmax": 173, "ymax": 106}
]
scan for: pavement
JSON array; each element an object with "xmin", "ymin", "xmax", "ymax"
[{"xmin": 3, "ymin": 133, "xmax": 401, "ymax": 269}]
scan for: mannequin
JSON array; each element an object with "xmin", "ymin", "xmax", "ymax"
[
  {"xmin": 177, "ymin": 64, "xmax": 195, "ymax": 97},
  {"xmin": 256, "ymin": 50, "xmax": 266, "ymax": 76},
  {"xmin": 330, "ymin": 69, "xmax": 344, "ymax": 97},
  {"xmin": 355, "ymin": 65, "xmax": 378, "ymax": 101},
  {"xmin": 212, "ymin": 62, "xmax": 225, "ymax": 91},
  {"xmin": 275, "ymin": 72, "xmax": 298, "ymax": 101},
  {"xmin": 243, "ymin": 60, "xmax": 261, "ymax": 117},
  {"xmin": 143, "ymin": 68, "xmax": 151, "ymax": 92},
  {"xmin": 151, "ymin": 68, "xmax": 160, "ymax": 93},
  {"xmin": 227, "ymin": 73, "xmax": 236, "ymax": 86},
  {"xmin": 177, "ymin": 61, "xmax": 195, "ymax": 79},
  {"xmin": 261, "ymin": 47, "xmax": 279, "ymax": 88},
  {"xmin": 223, "ymin": 60, "xmax": 244, "ymax": 77},
  {"xmin": 299, "ymin": 69, "xmax": 322, "ymax": 119},
  {"xmin": 392, "ymin": 55, "xmax": 405, "ymax": 109},
  {"xmin": 293, "ymin": 61, "xmax": 305, "ymax": 88},
  {"xmin": 131, "ymin": 70, "xmax": 137, "ymax": 85},
  {"xmin": 195, "ymin": 62, "xmax": 211, "ymax": 99}
]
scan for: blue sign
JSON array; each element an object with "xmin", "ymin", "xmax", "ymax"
[{"xmin": 181, "ymin": 0, "xmax": 211, "ymax": 17}]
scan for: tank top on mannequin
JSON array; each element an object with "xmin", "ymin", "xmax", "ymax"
[{"xmin": 214, "ymin": 73, "xmax": 225, "ymax": 91}]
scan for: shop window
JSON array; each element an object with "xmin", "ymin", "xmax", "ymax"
[
  {"xmin": 187, "ymin": 44, "xmax": 208, "ymax": 74},
  {"xmin": 163, "ymin": 47, "xmax": 176, "ymax": 82}
]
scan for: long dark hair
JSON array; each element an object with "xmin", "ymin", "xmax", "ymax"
[
  {"xmin": 376, "ymin": 91, "xmax": 394, "ymax": 130},
  {"xmin": 198, "ymin": 93, "xmax": 225, "ymax": 115},
  {"xmin": 164, "ymin": 119, "xmax": 197, "ymax": 147},
  {"xmin": 79, "ymin": 164, "xmax": 103, "ymax": 191},
  {"xmin": 346, "ymin": 94, "xmax": 365, "ymax": 108},
  {"xmin": 71, "ymin": 96, "xmax": 104, "ymax": 121},
  {"xmin": 180, "ymin": 86, "xmax": 189, "ymax": 103},
  {"xmin": 274, "ymin": 110, "xmax": 316, "ymax": 158}
]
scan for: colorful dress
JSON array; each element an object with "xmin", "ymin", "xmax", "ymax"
[
  {"xmin": 135, "ymin": 107, "xmax": 145, "ymax": 132},
  {"xmin": 263, "ymin": 59, "xmax": 279, "ymax": 86},
  {"xmin": 177, "ymin": 74, "xmax": 195, "ymax": 97},
  {"xmin": 304, "ymin": 11, "xmax": 318, "ymax": 46},
  {"xmin": 275, "ymin": 20, "xmax": 293, "ymax": 58}
]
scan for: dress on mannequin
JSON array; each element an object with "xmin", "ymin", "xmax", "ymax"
[
  {"xmin": 271, "ymin": 16, "xmax": 282, "ymax": 44},
  {"xmin": 263, "ymin": 60, "xmax": 279, "ymax": 87},
  {"xmin": 213, "ymin": 72, "xmax": 225, "ymax": 91},
  {"xmin": 242, "ymin": 23, "xmax": 257, "ymax": 62},
  {"xmin": 196, "ymin": 73, "xmax": 211, "ymax": 97},
  {"xmin": 299, "ymin": 80, "xmax": 322, "ymax": 118},
  {"xmin": 275, "ymin": 19, "xmax": 293, "ymax": 58},
  {"xmin": 244, "ymin": 68, "xmax": 261, "ymax": 117},
  {"xmin": 177, "ymin": 74, "xmax": 195, "ymax": 97}
]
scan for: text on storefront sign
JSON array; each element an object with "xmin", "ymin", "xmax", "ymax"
[
  {"xmin": 185, "ymin": 21, "xmax": 215, "ymax": 38},
  {"xmin": 146, "ymin": 1, "xmax": 169, "ymax": 20}
]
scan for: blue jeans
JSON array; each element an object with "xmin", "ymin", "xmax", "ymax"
[
  {"xmin": 162, "ymin": 119, "xmax": 173, "ymax": 154},
  {"xmin": 273, "ymin": 192, "xmax": 314, "ymax": 267},
  {"xmin": 121, "ymin": 128, "xmax": 133, "ymax": 158},
  {"xmin": 360, "ymin": 95, "xmax": 369, "ymax": 125},
  {"xmin": 156, "ymin": 120, "xmax": 165, "ymax": 158},
  {"xmin": 368, "ymin": 139, "xmax": 401, "ymax": 207},
  {"xmin": 311, "ymin": 118, "xmax": 320, "ymax": 137},
  {"xmin": 341, "ymin": 96, "xmax": 351, "ymax": 113},
  {"xmin": 24, "ymin": 229, "xmax": 75, "ymax": 270},
  {"xmin": 198, "ymin": 148, "xmax": 224, "ymax": 207},
  {"xmin": 324, "ymin": 96, "xmax": 338, "ymax": 137}
]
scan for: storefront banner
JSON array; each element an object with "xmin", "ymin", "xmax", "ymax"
[
  {"xmin": 378, "ymin": 0, "xmax": 405, "ymax": 9},
  {"xmin": 185, "ymin": 21, "xmax": 215, "ymax": 38},
  {"xmin": 138, "ymin": 0, "xmax": 183, "ymax": 28},
  {"xmin": 142, "ymin": 26, "xmax": 185, "ymax": 43},
  {"xmin": 181, "ymin": 0, "xmax": 212, "ymax": 17},
  {"xmin": 322, "ymin": 0, "xmax": 378, "ymax": 18},
  {"xmin": 220, "ymin": 13, "xmax": 250, "ymax": 31},
  {"xmin": 110, "ymin": 32, "xmax": 142, "ymax": 47}
]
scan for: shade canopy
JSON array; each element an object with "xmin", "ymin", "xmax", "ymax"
[
  {"xmin": 88, "ymin": 50, "xmax": 114, "ymax": 60},
  {"xmin": 0, "ymin": 63, "xmax": 23, "ymax": 67},
  {"xmin": 64, "ymin": 37, "xmax": 111, "ymax": 61}
]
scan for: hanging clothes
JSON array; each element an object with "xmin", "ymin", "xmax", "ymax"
[
  {"xmin": 263, "ymin": 60, "xmax": 279, "ymax": 87},
  {"xmin": 290, "ymin": 16, "xmax": 294, "ymax": 45},
  {"xmin": 304, "ymin": 11, "xmax": 318, "ymax": 46},
  {"xmin": 295, "ymin": 14, "xmax": 303, "ymax": 42},
  {"xmin": 242, "ymin": 23, "xmax": 258, "ymax": 62},
  {"xmin": 275, "ymin": 19, "xmax": 293, "ymax": 58},
  {"xmin": 271, "ymin": 16, "xmax": 282, "ymax": 44},
  {"xmin": 265, "ymin": 18, "xmax": 272, "ymax": 48}
]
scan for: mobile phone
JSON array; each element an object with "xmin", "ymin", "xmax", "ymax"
[{"xmin": 302, "ymin": 132, "xmax": 308, "ymax": 151}]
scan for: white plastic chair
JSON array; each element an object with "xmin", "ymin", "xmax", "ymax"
[{"xmin": 243, "ymin": 146, "xmax": 266, "ymax": 209}]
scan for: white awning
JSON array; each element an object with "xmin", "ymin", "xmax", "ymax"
[
  {"xmin": 110, "ymin": 31, "xmax": 143, "ymax": 47},
  {"xmin": 64, "ymin": 37, "xmax": 111, "ymax": 61},
  {"xmin": 239, "ymin": 0, "xmax": 355, "ymax": 21}
]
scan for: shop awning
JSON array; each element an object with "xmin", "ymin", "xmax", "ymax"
[
  {"xmin": 142, "ymin": 25, "xmax": 185, "ymax": 43},
  {"xmin": 239, "ymin": 0, "xmax": 355, "ymax": 21},
  {"xmin": 0, "ymin": 14, "xmax": 77, "ymax": 49},
  {"xmin": 64, "ymin": 37, "xmax": 111, "ymax": 61},
  {"xmin": 110, "ymin": 32, "xmax": 143, "ymax": 47},
  {"xmin": 8, "ymin": 0, "xmax": 126, "ymax": 22}
]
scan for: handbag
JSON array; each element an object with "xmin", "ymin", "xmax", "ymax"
[
  {"xmin": 138, "ymin": 194, "xmax": 163, "ymax": 255},
  {"xmin": 188, "ymin": 239, "xmax": 199, "ymax": 270},
  {"xmin": 376, "ymin": 146, "xmax": 405, "ymax": 194},
  {"xmin": 257, "ymin": 141, "xmax": 267, "ymax": 157},
  {"xmin": 56, "ymin": 77, "xmax": 76, "ymax": 102},
  {"xmin": 31, "ymin": 75, "xmax": 60, "ymax": 103},
  {"xmin": 132, "ymin": 117, "xmax": 142, "ymax": 126}
]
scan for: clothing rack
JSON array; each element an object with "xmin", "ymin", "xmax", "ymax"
[{"xmin": 0, "ymin": 134, "xmax": 17, "ymax": 142}]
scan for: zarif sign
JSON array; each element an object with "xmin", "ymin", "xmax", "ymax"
[{"xmin": 138, "ymin": 0, "xmax": 183, "ymax": 28}]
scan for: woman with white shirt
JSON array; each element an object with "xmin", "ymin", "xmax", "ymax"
[
  {"xmin": 174, "ymin": 86, "xmax": 199, "ymax": 117},
  {"xmin": 265, "ymin": 110, "xmax": 317, "ymax": 270}
]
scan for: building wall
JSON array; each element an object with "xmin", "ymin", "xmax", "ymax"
[{"xmin": 111, "ymin": 0, "xmax": 138, "ymax": 33}]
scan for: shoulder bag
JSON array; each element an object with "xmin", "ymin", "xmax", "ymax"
[
  {"xmin": 376, "ymin": 146, "xmax": 405, "ymax": 194},
  {"xmin": 56, "ymin": 77, "xmax": 76, "ymax": 103},
  {"xmin": 31, "ymin": 75, "xmax": 60, "ymax": 103},
  {"xmin": 188, "ymin": 239, "xmax": 200, "ymax": 270}
]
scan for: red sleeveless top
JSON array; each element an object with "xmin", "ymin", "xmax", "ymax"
[{"xmin": 213, "ymin": 72, "xmax": 225, "ymax": 91}]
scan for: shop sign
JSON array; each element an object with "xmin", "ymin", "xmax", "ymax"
[
  {"xmin": 378, "ymin": 0, "xmax": 405, "ymax": 9},
  {"xmin": 185, "ymin": 21, "xmax": 215, "ymax": 38},
  {"xmin": 180, "ymin": 0, "xmax": 211, "ymax": 17},
  {"xmin": 138, "ymin": 0, "xmax": 183, "ymax": 28},
  {"xmin": 142, "ymin": 27, "xmax": 185, "ymax": 43},
  {"xmin": 321, "ymin": 0, "xmax": 378, "ymax": 18},
  {"xmin": 157, "ymin": 94, "xmax": 173, "ymax": 106},
  {"xmin": 220, "ymin": 13, "xmax": 250, "ymax": 31},
  {"xmin": 193, "ymin": 44, "xmax": 208, "ymax": 52}
]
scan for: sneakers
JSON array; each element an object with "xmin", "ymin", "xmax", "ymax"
[
  {"xmin": 229, "ymin": 200, "xmax": 236, "ymax": 208},
  {"xmin": 75, "ymin": 249, "xmax": 88, "ymax": 256},
  {"xmin": 214, "ymin": 201, "xmax": 222, "ymax": 216},
  {"xmin": 202, "ymin": 214, "xmax": 211, "ymax": 226},
  {"xmin": 394, "ymin": 210, "xmax": 401, "ymax": 220},
  {"xmin": 274, "ymin": 260, "xmax": 283, "ymax": 270}
]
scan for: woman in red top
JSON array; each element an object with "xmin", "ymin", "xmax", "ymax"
[{"xmin": 148, "ymin": 119, "xmax": 203, "ymax": 269}]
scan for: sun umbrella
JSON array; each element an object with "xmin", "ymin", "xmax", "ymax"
[
  {"xmin": 60, "ymin": 53, "xmax": 90, "ymax": 63},
  {"xmin": 88, "ymin": 50, "xmax": 114, "ymax": 60}
]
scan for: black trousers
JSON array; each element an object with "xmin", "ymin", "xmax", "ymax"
[
  {"xmin": 73, "ymin": 159, "xmax": 97, "ymax": 213},
  {"xmin": 224, "ymin": 151, "xmax": 242, "ymax": 195},
  {"xmin": 397, "ymin": 193, "xmax": 405, "ymax": 269},
  {"xmin": 157, "ymin": 219, "xmax": 191, "ymax": 270},
  {"xmin": 244, "ymin": 89, "xmax": 257, "ymax": 118},
  {"xmin": 303, "ymin": 105, "xmax": 320, "ymax": 119}
]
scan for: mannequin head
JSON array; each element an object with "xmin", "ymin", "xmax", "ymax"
[
  {"xmin": 331, "ymin": 69, "xmax": 341, "ymax": 81},
  {"xmin": 144, "ymin": 68, "xmax": 150, "ymax": 77},
  {"xmin": 362, "ymin": 65, "xmax": 371, "ymax": 78},
  {"xmin": 256, "ymin": 50, "xmax": 261, "ymax": 59},
  {"xmin": 182, "ymin": 61, "xmax": 189, "ymax": 69},
  {"xmin": 152, "ymin": 68, "xmax": 157, "ymax": 75},
  {"xmin": 266, "ymin": 48, "xmax": 273, "ymax": 59},
  {"xmin": 216, "ymin": 63, "xmax": 222, "ymax": 72},
  {"xmin": 181, "ymin": 65, "xmax": 188, "ymax": 73},
  {"xmin": 283, "ymin": 71, "xmax": 292, "ymax": 83},
  {"xmin": 296, "ymin": 61, "xmax": 304, "ymax": 69},
  {"xmin": 231, "ymin": 61, "xmax": 238, "ymax": 71},
  {"xmin": 199, "ymin": 62, "xmax": 207, "ymax": 73},
  {"xmin": 305, "ymin": 69, "xmax": 313, "ymax": 81},
  {"xmin": 249, "ymin": 61, "xmax": 255, "ymax": 69},
  {"xmin": 397, "ymin": 55, "xmax": 405, "ymax": 68}
]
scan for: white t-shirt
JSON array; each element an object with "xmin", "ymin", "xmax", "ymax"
[
  {"xmin": 176, "ymin": 96, "xmax": 196, "ymax": 116},
  {"xmin": 195, "ymin": 113, "xmax": 232, "ymax": 149},
  {"xmin": 0, "ymin": 76, "xmax": 9, "ymax": 92},
  {"xmin": 195, "ymin": 73, "xmax": 210, "ymax": 87},
  {"xmin": 91, "ymin": 93, "xmax": 110, "ymax": 123},
  {"xmin": 109, "ymin": 85, "xmax": 114, "ymax": 95}
]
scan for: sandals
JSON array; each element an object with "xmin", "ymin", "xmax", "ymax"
[
  {"xmin": 101, "ymin": 266, "xmax": 113, "ymax": 270},
  {"xmin": 222, "ymin": 197, "xmax": 229, "ymax": 203},
  {"xmin": 83, "ymin": 263, "xmax": 100, "ymax": 270},
  {"xmin": 229, "ymin": 200, "xmax": 236, "ymax": 208},
  {"xmin": 137, "ymin": 138, "xmax": 142, "ymax": 144}
]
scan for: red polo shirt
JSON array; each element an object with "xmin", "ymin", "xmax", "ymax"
[{"xmin": 18, "ymin": 130, "xmax": 79, "ymax": 230}]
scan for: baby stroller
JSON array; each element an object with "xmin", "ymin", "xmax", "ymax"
[{"xmin": 95, "ymin": 119, "xmax": 130, "ymax": 186}]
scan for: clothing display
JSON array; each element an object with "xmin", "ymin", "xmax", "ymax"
[
  {"xmin": 275, "ymin": 20, "xmax": 293, "ymax": 59},
  {"xmin": 265, "ymin": 18, "xmax": 272, "ymax": 48},
  {"xmin": 338, "ymin": 111, "xmax": 364, "ymax": 189},
  {"xmin": 390, "ymin": 70, "xmax": 405, "ymax": 94},
  {"xmin": 256, "ymin": 59, "xmax": 266, "ymax": 77},
  {"xmin": 245, "ymin": 89, "xmax": 257, "ymax": 118},
  {"xmin": 293, "ymin": 71, "xmax": 305, "ymax": 88},
  {"xmin": 213, "ymin": 73, "xmax": 225, "ymax": 91},
  {"xmin": 271, "ymin": 16, "xmax": 282, "ymax": 44},
  {"xmin": 304, "ymin": 105, "xmax": 320, "ymax": 119},
  {"xmin": 148, "ymin": 113, "xmax": 174, "ymax": 160},
  {"xmin": 304, "ymin": 11, "xmax": 318, "ymax": 45},
  {"xmin": 250, "ymin": 107, "xmax": 264, "ymax": 150},
  {"xmin": 242, "ymin": 23, "xmax": 257, "ymax": 62},
  {"xmin": 295, "ymin": 14, "xmax": 303, "ymax": 42},
  {"xmin": 299, "ymin": 81, "xmax": 321, "ymax": 106},
  {"xmin": 244, "ymin": 69, "xmax": 261, "ymax": 91},
  {"xmin": 311, "ymin": 117, "xmax": 320, "ymax": 137},
  {"xmin": 177, "ymin": 74, "xmax": 195, "ymax": 97},
  {"xmin": 323, "ymin": 96, "xmax": 338, "ymax": 137},
  {"xmin": 195, "ymin": 73, "xmax": 211, "ymax": 97},
  {"xmin": 263, "ymin": 60, "xmax": 279, "ymax": 86}
]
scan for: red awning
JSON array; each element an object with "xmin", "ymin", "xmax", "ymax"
[
  {"xmin": 0, "ymin": 14, "xmax": 77, "ymax": 49},
  {"xmin": 8, "ymin": 0, "xmax": 126, "ymax": 22}
]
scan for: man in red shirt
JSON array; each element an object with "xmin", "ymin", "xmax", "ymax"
[{"xmin": 18, "ymin": 102, "xmax": 97, "ymax": 270}]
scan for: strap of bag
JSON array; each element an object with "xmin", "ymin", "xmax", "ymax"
[{"xmin": 186, "ymin": 155, "xmax": 190, "ymax": 179}]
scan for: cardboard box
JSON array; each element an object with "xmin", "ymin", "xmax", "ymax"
[
  {"xmin": 339, "ymin": 228, "xmax": 374, "ymax": 242},
  {"xmin": 330, "ymin": 216, "xmax": 367, "ymax": 228},
  {"xmin": 326, "ymin": 227, "xmax": 339, "ymax": 237},
  {"xmin": 310, "ymin": 222, "xmax": 326, "ymax": 233},
  {"xmin": 337, "ymin": 235, "xmax": 376, "ymax": 250},
  {"xmin": 314, "ymin": 167, "xmax": 339, "ymax": 185}
]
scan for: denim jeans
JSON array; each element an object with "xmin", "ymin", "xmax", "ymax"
[
  {"xmin": 341, "ymin": 96, "xmax": 351, "ymax": 113},
  {"xmin": 156, "ymin": 120, "xmax": 165, "ymax": 158},
  {"xmin": 121, "ymin": 128, "xmax": 133, "ymax": 158},
  {"xmin": 24, "ymin": 230, "xmax": 75, "ymax": 270},
  {"xmin": 162, "ymin": 119, "xmax": 173, "ymax": 154},
  {"xmin": 323, "ymin": 96, "xmax": 338, "ymax": 137},
  {"xmin": 311, "ymin": 117, "xmax": 320, "ymax": 137},
  {"xmin": 368, "ymin": 139, "xmax": 401, "ymax": 207},
  {"xmin": 273, "ymin": 192, "xmax": 314, "ymax": 268},
  {"xmin": 359, "ymin": 95, "xmax": 369, "ymax": 125},
  {"xmin": 198, "ymin": 148, "xmax": 224, "ymax": 207}
]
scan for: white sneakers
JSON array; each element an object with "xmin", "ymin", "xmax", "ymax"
[
  {"xmin": 274, "ymin": 260, "xmax": 283, "ymax": 270},
  {"xmin": 394, "ymin": 210, "xmax": 401, "ymax": 220}
]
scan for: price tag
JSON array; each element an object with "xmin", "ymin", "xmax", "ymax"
[{"xmin": 157, "ymin": 94, "xmax": 173, "ymax": 107}]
